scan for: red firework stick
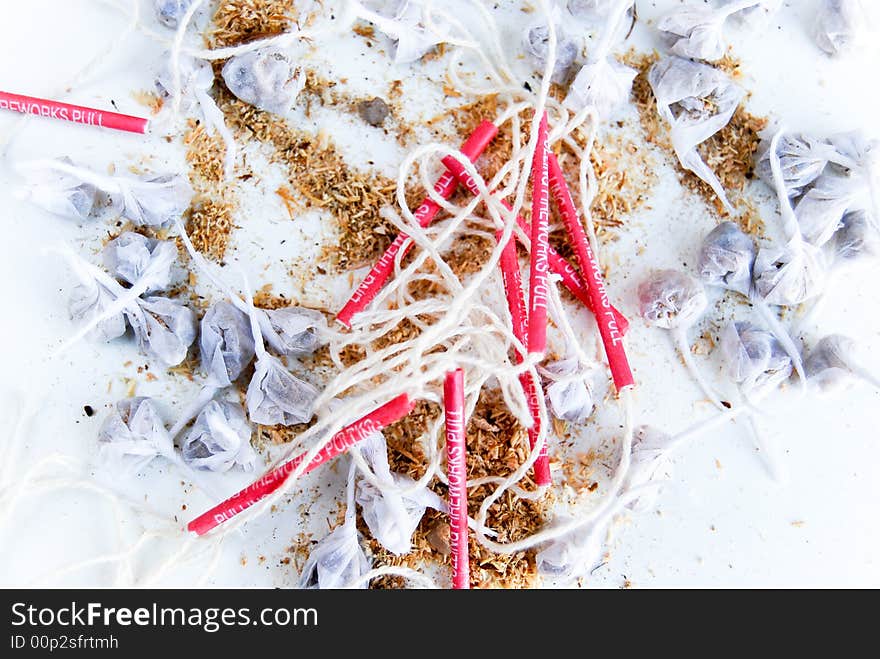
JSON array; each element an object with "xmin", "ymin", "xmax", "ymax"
[
  {"xmin": 336, "ymin": 121, "xmax": 499, "ymax": 327},
  {"xmin": 527, "ymin": 113, "xmax": 550, "ymax": 356},
  {"xmin": 548, "ymin": 153, "xmax": 635, "ymax": 390},
  {"xmin": 187, "ymin": 394, "xmax": 416, "ymax": 536},
  {"xmin": 438, "ymin": 154, "xmax": 629, "ymax": 334},
  {"xmin": 497, "ymin": 231, "xmax": 551, "ymax": 486},
  {"xmin": 444, "ymin": 369, "xmax": 469, "ymax": 589},
  {"xmin": 0, "ymin": 90, "xmax": 148, "ymax": 134}
]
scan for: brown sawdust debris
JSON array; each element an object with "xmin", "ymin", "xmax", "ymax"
[
  {"xmin": 209, "ymin": 0, "xmax": 297, "ymax": 48},
  {"xmin": 187, "ymin": 194, "xmax": 236, "ymax": 261}
]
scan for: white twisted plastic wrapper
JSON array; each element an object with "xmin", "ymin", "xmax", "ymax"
[
  {"xmin": 722, "ymin": 0, "xmax": 783, "ymax": 27},
  {"xmin": 805, "ymin": 334, "xmax": 880, "ymax": 393},
  {"xmin": 154, "ymin": 0, "xmax": 193, "ymax": 28},
  {"xmin": 97, "ymin": 397, "xmax": 176, "ymax": 474},
  {"xmin": 181, "ymin": 399, "xmax": 257, "ymax": 472},
  {"xmin": 157, "ymin": 54, "xmax": 237, "ymax": 178},
  {"xmin": 102, "ymin": 232, "xmax": 177, "ymax": 293},
  {"xmin": 657, "ymin": 1, "xmax": 761, "ymax": 62},
  {"xmin": 755, "ymin": 133, "xmax": 836, "ymax": 199},
  {"xmin": 624, "ymin": 426, "xmax": 675, "ymax": 513},
  {"xmin": 221, "ymin": 47, "xmax": 304, "ymax": 116},
  {"xmin": 352, "ymin": 0, "xmax": 452, "ymax": 64},
  {"xmin": 697, "ymin": 221, "xmax": 756, "ymax": 297},
  {"xmin": 649, "ymin": 57, "xmax": 744, "ymax": 214},
  {"xmin": 14, "ymin": 156, "xmax": 99, "ymax": 221},
  {"xmin": 355, "ymin": 432, "xmax": 445, "ymax": 555},
  {"xmin": 299, "ymin": 463, "xmax": 371, "ymax": 589},
  {"xmin": 522, "ymin": 11, "xmax": 580, "ymax": 83},
  {"xmin": 126, "ymin": 296, "xmax": 198, "ymax": 367},
  {"xmin": 814, "ymin": 0, "xmax": 875, "ymax": 55},
  {"xmin": 834, "ymin": 210, "xmax": 878, "ymax": 261},
  {"xmin": 199, "ymin": 301, "xmax": 256, "ymax": 387},
  {"xmin": 752, "ymin": 240, "xmax": 825, "ymax": 307},
  {"xmin": 719, "ymin": 322, "xmax": 793, "ymax": 393},
  {"xmin": 543, "ymin": 358, "xmax": 594, "ymax": 424}
]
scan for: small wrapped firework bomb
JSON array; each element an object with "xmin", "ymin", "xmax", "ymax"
[
  {"xmin": 752, "ymin": 241, "xmax": 825, "ymax": 307},
  {"xmin": 795, "ymin": 171, "xmax": 875, "ymax": 248},
  {"xmin": 0, "ymin": 90, "xmax": 148, "ymax": 134},
  {"xmin": 439, "ymin": 151, "xmax": 630, "ymax": 334},
  {"xmin": 199, "ymin": 301, "xmax": 257, "ymax": 388},
  {"xmin": 18, "ymin": 158, "xmax": 192, "ymax": 228},
  {"xmin": 497, "ymin": 231, "xmax": 551, "ymax": 486},
  {"xmin": 14, "ymin": 157, "xmax": 98, "ymax": 221},
  {"xmin": 543, "ymin": 358, "xmax": 594, "ymax": 424},
  {"xmin": 187, "ymin": 394, "xmax": 416, "ymax": 535},
  {"xmin": 755, "ymin": 132, "xmax": 836, "ymax": 199},
  {"xmin": 299, "ymin": 462, "xmax": 371, "ymax": 589},
  {"xmin": 567, "ymin": 0, "xmax": 635, "ymax": 41},
  {"xmin": 336, "ymin": 120, "xmax": 498, "ymax": 327},
  {"xmin": 657, "ymin": 1, "xmax": 763, "ymax": 62},
  {"xmin": 54, "ymin": 244, "xmax": 196, "ymax": 366},
  {"xmin": 564, "ymin": 0, "xmax": 637, "ymax": 120},
  {"xmin": 522, "ymin": 11, "xmax": 580, "ymax": 83},
  {"xmin": 351, "ymin": 0, "xmax": 451, "ymax": 64},
  {"xmin": 355, "ymin": 431, "xmax": 445, "ymax": 555},
  {"xmin": 240, "ymin": 277, "xmax": 318, "ymax": 426},
  {"xmin": 444, "ymin": 369, "xmax": 469, "ymax": 589},
  {"xmin": 181, "ymin": 399, "xmax": 257, "ymax": 473},
  {"xmin": 719, "ymin": 322, "xmax": 793, "ymax": 394},
  {"xmin": 258, "ymin": 307, "xmax": 327, "ymax": 357},
  {"xmin": 154, "ymin": 0, "xmax": 194, "ymax": 28},
  {"xmin": 565, "ymin": 57, "xmax": 637, "ymax": 117},
  {"xmin": 127, "ymin": 296, "xmax": 198, "ymax": 368},
  {"xmin": 221, "ymin": 47, "xmax": 304, "ymax": 116},
  {"xmin": 814, "ymin": 0, "xmax": 876, "ymax": 55},
  {"xmin": 102, "ymin": 232, "xmax": 177, "ymax": 293},
  {"xmin": 69, "ymin": 278, "xmax": 128, "ymax": 344},
  {"xmin": 98, "ymin": 397, "xmax": 176, "ymax": 474},
  {"xmin": 697, "ymin": 221, "xmax": 756, "ymax": 297},
  {"xmin": 528, "ymin": 113, "xmax": 551, "ymax": 357},
  {"xmin": 805, "ymin": 334, "xmax": 880, "ymax": 394},
  {"xmin": 638, "ymin": 269, "xmax": 724, "ymax": 409},
  {"xmin": 98, "ymin": 397, "xmax": 218, "ymax": 496},
  {"xmin": 547, "ymin": 152, "xmax": 634, "ymax": 390},
  {"xmin": 648, "ymin": 57, "xmax": 743, "ymax": 214},
  {"xmin": 834, "ymin": 210, "xmax": 878, "ymax": 262}
]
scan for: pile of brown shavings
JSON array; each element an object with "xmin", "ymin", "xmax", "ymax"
[
  {"xmin": 366, "ymin": 392, "xmax": 549, "ymax": 589},
  {"xmin": 209, "ymin": 0, "xmax": 297, "ymax": 48},
  {"xmin": 219, "ymin": 93, "xmax": 417, "ymax": 270},
  {"xmin": 182, "ymin": 120, "xmax": 238, "ymax": 261}
]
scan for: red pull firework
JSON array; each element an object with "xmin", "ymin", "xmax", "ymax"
[
  {"xmin": 0, "ymin": 90, "xmax": 148, "ymax": 134},
  {"xmin": 439, "ymin": 154, "xmax": 629, "ymax": 335},
  {"xmin": 497, "ymin": 230, "xmax": 551, "ymax": 487},
  {"xmin": 548, "ymin": 153, "xmax": 634, "ymax": 390},
  {"xmin": 444, "ymin": 369, "xmax": 469, "ymax": 589},
  {"xmin": 527, "ymin": 112, "xmax": 551, "ymax": 357},
  {"xmin": 336, "ymin": 121, "xmax": 499, "ymax": 327},
  {"xmin": 187, "ymin": 394, "xmax": 416, "ymax": 536}
]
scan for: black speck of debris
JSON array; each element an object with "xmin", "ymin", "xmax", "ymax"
[{"xmin": 84, "ymin": 405, "xmax": 95, "ymax": 417}]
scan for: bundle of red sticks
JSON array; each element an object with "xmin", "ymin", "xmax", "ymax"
[{"xmin": 185, "ymin": 111, "xmax": 635, "ymax": 589}]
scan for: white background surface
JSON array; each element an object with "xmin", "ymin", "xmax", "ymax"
[{"xmin": 0, "ymin": 0, "xmax": 878, "ymax": 588}]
